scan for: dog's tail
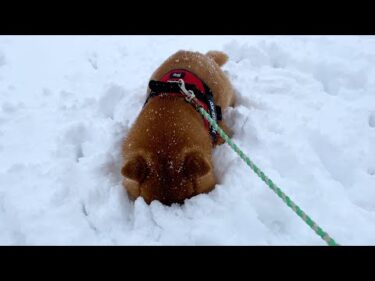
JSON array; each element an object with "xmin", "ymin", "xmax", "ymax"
[{"xmin": 206, "ymin": 51, "xmax": 229, "ymax": 67}]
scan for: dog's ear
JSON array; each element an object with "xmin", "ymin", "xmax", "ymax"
[
  {"xmin": 121, "ymin": 156, "xmax": 149, "ymax": 183},
  {"xmin": 183, "ymin": 151, "xmax": 211, "ymax": 178},
  {"xmin": 206, "ymin": 51, "xmax": 229, "ymax": 67}
]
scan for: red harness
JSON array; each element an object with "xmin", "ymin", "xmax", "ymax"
[{"xmin": 146, "ymin": 69, "xmax": 222, "ymax": 144}]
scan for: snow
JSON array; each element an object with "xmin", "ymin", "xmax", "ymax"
[{"xmin": 0, "ymin": 35, "xmax": 375, "ymax": 245}]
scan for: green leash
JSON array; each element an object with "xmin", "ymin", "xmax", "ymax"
[{"xmin": 175, "ymin": 79, "xmax": 339, "ymax": 246}]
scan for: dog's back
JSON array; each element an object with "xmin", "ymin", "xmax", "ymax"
[{"xmin": 149, "ymin": 50, "xmax": 235, "ymax": 108}]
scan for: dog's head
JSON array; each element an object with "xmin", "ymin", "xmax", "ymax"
[{"xmin": 121, "ymin": 149, "xmax": 214, "ymax": 205}]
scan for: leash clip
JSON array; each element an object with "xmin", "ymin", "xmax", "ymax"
[{"xmin": 174, "ymin": 79, "xmax": 195, "ymax": 103}]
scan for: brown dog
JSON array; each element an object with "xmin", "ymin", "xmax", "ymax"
[{"xmin": 121, "ymin": 50, "xmax": 235, "ymax": 205}]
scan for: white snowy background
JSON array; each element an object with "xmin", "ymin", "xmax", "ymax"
[{"xmin": 0, "ymin": 36, "xmax": 374, "ymax": 245}]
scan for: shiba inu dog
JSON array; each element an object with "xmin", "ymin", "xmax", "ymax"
[{"xmin": 122, "ymin": 50, "xmax": 235, "ymax": 205}]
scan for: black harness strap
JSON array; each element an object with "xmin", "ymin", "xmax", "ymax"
[
  {"xmin": 145, "ymin": 80, "xmax": 222, "ymax": 144},
  {"xmin": 146, "ymin": 81, "xmax": 205, "ymax": 104}
]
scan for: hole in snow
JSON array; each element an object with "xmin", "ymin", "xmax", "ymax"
[
  {"xmin": 368, "ymin": 168, "xmax": 375, "ymax": 176},
  {"xmin": 369, "ymin": 113, "xmax": 375, "ymax": 128},
  {"xmin": 81, "ymin": 203, "xmax": 88, "ymax": 216}
]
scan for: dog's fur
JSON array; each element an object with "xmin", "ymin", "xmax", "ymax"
[{"xmin": 121, "ymin": 50, "xmax": 235, "ymax": 205}]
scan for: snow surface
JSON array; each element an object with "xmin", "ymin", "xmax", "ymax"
[{"xmin": 0, "ymin": 35, "xmax": 374, "ymax": 245}]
